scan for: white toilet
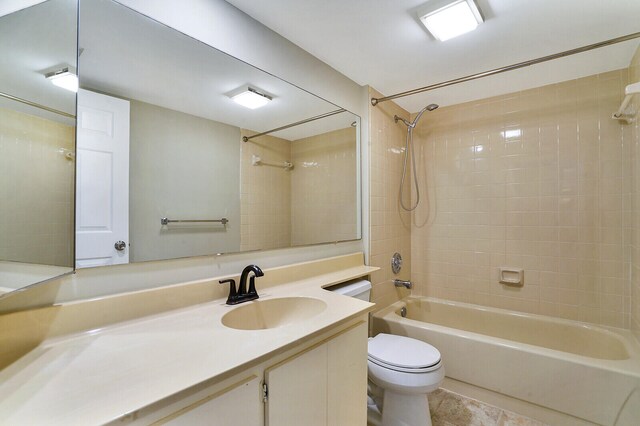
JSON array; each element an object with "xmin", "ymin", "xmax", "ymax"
[{"xmin": 329, "ymin": 280, "xmax": 445, "ymax": 426}]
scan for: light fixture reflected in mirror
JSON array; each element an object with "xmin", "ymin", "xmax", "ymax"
[
  {"xmin": 45, "ymin": 66, "xmax": 78, "ymax": 92},
  {"xmin": 230, "ymin": 86, "xmax": 272, "ymax": 109}
]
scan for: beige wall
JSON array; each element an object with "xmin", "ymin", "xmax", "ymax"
[
  {"xmin": 367, "ymin": 88, "xmax": 412, "ymax": 311},
  {"xmin": 630, "ymin": 46, "xmax": 640, "ymax": 339},
  {"xmin": 129, "ymin": 101, "xmax": 241, "ymax": 262},
  {"xmin": 240, "ymin": 131, "xmax": 292, "ymax": 251},
  {"xmin": 291, "ymin": 127, "xmax": 358, "ymax": 246},
  {"xmin": 410, "ymin": 69, "xmax": 633, "ymax": 328},
  {"xmin": 0, "ymin": 107, "xmax": 74, "ymax": 267}
]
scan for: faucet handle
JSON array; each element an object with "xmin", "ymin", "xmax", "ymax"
[{"xmin": 219, "ymin": 279, "xmax": 238, "ymax": 305}]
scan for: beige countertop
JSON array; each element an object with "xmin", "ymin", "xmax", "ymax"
[{"xmin": 0, "ymin": 264, "xmax": 376, "ymax": 425}]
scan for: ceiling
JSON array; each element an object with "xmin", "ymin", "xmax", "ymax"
[
  {"xmin": 79, "ymin": 0, "xmax": 356, "ymax": 141},
  {"xmin": 225, "ymin": 0, "xmax": 640, "ymax": 112},
  {"xmin": 0, "ymin": 0, "xmax": 47, "ymax": 18},
  {"xmin": 1, "ymin": 0, "xmax": 357, "ymax": 139},
  {"xmin": 0, "ymin": 0, "xmax": 76, "ymax": 121}
]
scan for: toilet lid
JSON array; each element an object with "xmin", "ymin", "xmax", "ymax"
[{"xmin": 368, "ymin": 333, "xmax": 441, "ymax": 370}]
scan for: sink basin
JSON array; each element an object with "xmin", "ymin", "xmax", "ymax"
[{"xmin": 221, "ymin": 297, "xmax": 327, "ymax": 330}]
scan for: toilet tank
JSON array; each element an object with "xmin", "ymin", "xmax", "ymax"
[{"xmin": 327, "ymin": 279, "xmax": 371, "ymax": 301}]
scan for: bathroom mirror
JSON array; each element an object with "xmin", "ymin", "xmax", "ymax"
[
  {"xmin": 75, "ymin": 0, "xmax": 360, "ymax": 266},
  {"xmin": 0, "ymin": 0, "xmax": 77, "ymax": 296}
]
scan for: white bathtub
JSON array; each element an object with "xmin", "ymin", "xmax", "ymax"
[{"xmin": 372, "ymin": 297, "xmax": 640, "ymax": 426}]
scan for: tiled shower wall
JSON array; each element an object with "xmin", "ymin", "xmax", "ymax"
[
  {"xmin": 240, "ymin": 127, "xmax": 359, "ymax": 251},
  {"xmin": 0, "ymin": 108, "xmax": 74, "ymax": 267},
  {"xmin": 291, "ymin": 127, "xmax": 358, "ymax": 246},
  {"xmin": 240, "ymin": 131, "xmax": 292, "ymax": 251},
  {"xmin": 630, "ymin": 47, "xmax": 640, "ymax": 339},
  {"xmin": 410, "ymin": 69, "xmax": 634, "ymax": 328},
  {"xmin": 368, "ymin": 88, "xmax": 412, "ymax": 310}
]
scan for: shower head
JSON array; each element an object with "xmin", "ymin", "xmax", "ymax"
[
  {"xmin": 394, "ymin": 103, "xmax": 439, "ymax": 128},
  {"xmin": 409, "ymin": 103, "xmax": 439, "ymax": 128}
]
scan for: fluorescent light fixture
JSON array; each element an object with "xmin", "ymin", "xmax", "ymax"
[
  {"xmin": 418, "ymin": 0, "xmax": 483, "ymax": 41},
  {"xmin": 45, "ymin": 67, "xmax": 78, "ymax": 92},
  {"xmin": 502, "ymin": 129, "xmax": 522, "ymax": 140},
  {"xmin": 230, "ymin": 87, "xmax": 272, "ymax": 109}
]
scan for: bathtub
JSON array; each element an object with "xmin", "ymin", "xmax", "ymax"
[{"xmin": 372, "ymin": 297, "xmax": 640, "ymax": 426}]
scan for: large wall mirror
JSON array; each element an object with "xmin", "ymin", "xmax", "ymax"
[
  {"xmin": 75, "ymin": 0, "xmax": 361, "ymax": 267},
  {"xmin": 0, "ymin": 0, "xmax": 77, "ymax": 296},
  {"xmin": 0, "ymin": 0, "xmax": 361, "ymax": 300}
]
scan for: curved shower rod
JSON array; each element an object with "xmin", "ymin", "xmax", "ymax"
[
  {"xmin": 242, "ymin": 108, "xmax": 346, "ymax": 142},
  {"xmin": 371, "ymin": 31, "xmax": 640, "ymax": 106}
]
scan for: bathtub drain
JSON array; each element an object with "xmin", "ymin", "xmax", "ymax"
[{"xmin": 400, "ymin": 307, "xmax": 407, "ymax": 317}]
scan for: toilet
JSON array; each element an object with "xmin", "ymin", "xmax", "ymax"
[{"xmin": 329, "ymin": 280, "xmax": 445, "ymax": 426}]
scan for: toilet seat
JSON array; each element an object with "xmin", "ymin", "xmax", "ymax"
[
  {"xmin": 368, "ymin": 333, "xmax": 441, "ymax": 373},
  {"xmin": 368, "ymin": 356, "xmax": 441, "ymax": 373}
]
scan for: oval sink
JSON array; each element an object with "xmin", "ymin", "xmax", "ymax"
[{"xmin": 221, "ymin": 297, "xmax": 327, "ymax": 330}]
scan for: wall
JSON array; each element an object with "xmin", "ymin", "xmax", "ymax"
[
  {"xmin": 115, "ymin": 0, "xmax": 370, "ymax": 256},
  {"xmin": 129, "ymin": 100, "xmax": 241, "ymax": 262},
  {"xmin": 0, "ymin": 107, "xmax": 74, "ymax": 267},
  {"xmin": 240, "ymin": 126, "xmax": 358, "ymax": 249},
  {"xmin": 291, "ymin": 127, "xmax": 358, "ymax": 245},
  {"xmin": 630, "ymin": 46, "xmax": 640, "ymax": 339},
  {"xmin": 240, "ymin": 131, "xmax": 291, "ymax": 251},
  {"xmin": 411, "ymin": 69, "xmax": 633, "ymax": 328},
  {"xmin": 367, "ymin": 88, "xmax": 412, "ymax": 311}
]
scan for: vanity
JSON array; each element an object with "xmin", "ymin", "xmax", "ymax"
[{"xmin": 0, "ymin": 253, "xmax": 377, "ymax": 425}]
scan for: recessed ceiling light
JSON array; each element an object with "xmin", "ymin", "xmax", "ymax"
[
  {"xmin": 230, "ymin": 87, "xmax": 272, "ymax": 109},
  {"xmin": 418, "ymin": 0, "xmax": 483, "ymax": 42},
  {"xmin": 45, "ymin": 67, "xmax": 78, "ymax": 92}
]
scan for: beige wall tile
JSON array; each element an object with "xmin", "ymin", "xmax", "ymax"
[
  {"xmin": 240, "ymin": 130, "xmax": 292, "ymax": 251},
  {"xmin": 407, "ymin": 67, "xmax": 635, "ymax": 329},
  {"xmin": 367, "ymin": 88, "xmax": 412, "ymax": 311},
  {"xmin": 629, "ymin": 44, "xmax": 640, "ymax": 339},
  {"xmin": 291, "ymin": 127, "xmax": 358, "ymax": 245},
  {"xmin": 0, "ymin": 108, "xmax": 74, "ymax": 267}
]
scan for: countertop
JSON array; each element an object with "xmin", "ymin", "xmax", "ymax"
[{"xmin": 0, "ymin": 265, "xmax": 376, "ymax": 425}]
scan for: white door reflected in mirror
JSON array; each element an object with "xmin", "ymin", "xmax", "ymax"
[{"xmin": 75, "ymin": 89, "xmax": 130, "ymax": 268}]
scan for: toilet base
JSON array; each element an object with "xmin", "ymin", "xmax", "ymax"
[{"xmin": 381, "ymin": 390, "xmax": 432, "ymax": 426}]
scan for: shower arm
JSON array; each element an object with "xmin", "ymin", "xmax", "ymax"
[{"xmin": 394, "ymin": 104, "xmax": 438, "ymax": 128}]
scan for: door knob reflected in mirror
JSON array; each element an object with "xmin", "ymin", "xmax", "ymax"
[{"xmin": 114, "ymin": 241, "xmax": 127, "ymax": 251}]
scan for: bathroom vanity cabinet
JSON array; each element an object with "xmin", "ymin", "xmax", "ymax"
[
  {"xmin": 110, "ymin": 320, "xmax": 368, "ymax": 425},
  {"xmin": 0, "ymin": 255, "xmax": 376, "ymax": 425}
]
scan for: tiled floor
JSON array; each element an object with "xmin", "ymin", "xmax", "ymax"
[{"xmin": 428, "ymin": 388, "xmax": 548, "ymax": 426}]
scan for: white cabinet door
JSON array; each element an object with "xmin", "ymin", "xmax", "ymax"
[
  {"xmin": 160, "ymin": 376, "xmax": 261, "ymax": 426},
  {"xmin": 264, "ymin": 321, "xmax": 367, "ymax": 426},
  {"xmin": 265, "ymin": 343, "xmax": 328, "ymax": 426},
  {"xmin": 75, "ymin": 89, "xmax": 130, "ymax": 268},
  {"xmin": 327, "ymin": 322, "xmax": 368, "ymax": 425}
]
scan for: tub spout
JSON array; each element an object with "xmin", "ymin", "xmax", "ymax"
[{"xmin": 394, "ymin": 279, "xmax": 412, "ymax": 289}]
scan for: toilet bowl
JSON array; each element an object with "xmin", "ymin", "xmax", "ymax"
[
  {"xmin": 326, "ymin": 280, "xmax": 444, "ymax": 426},
  {"xmin": 367, "ymin": 333, "xmax": 445, "ymax": 426}
]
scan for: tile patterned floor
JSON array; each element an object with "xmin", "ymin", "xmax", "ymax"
[{"xmin": 428, "ymin": 388, "xmax": 549, "ymax": 426}]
